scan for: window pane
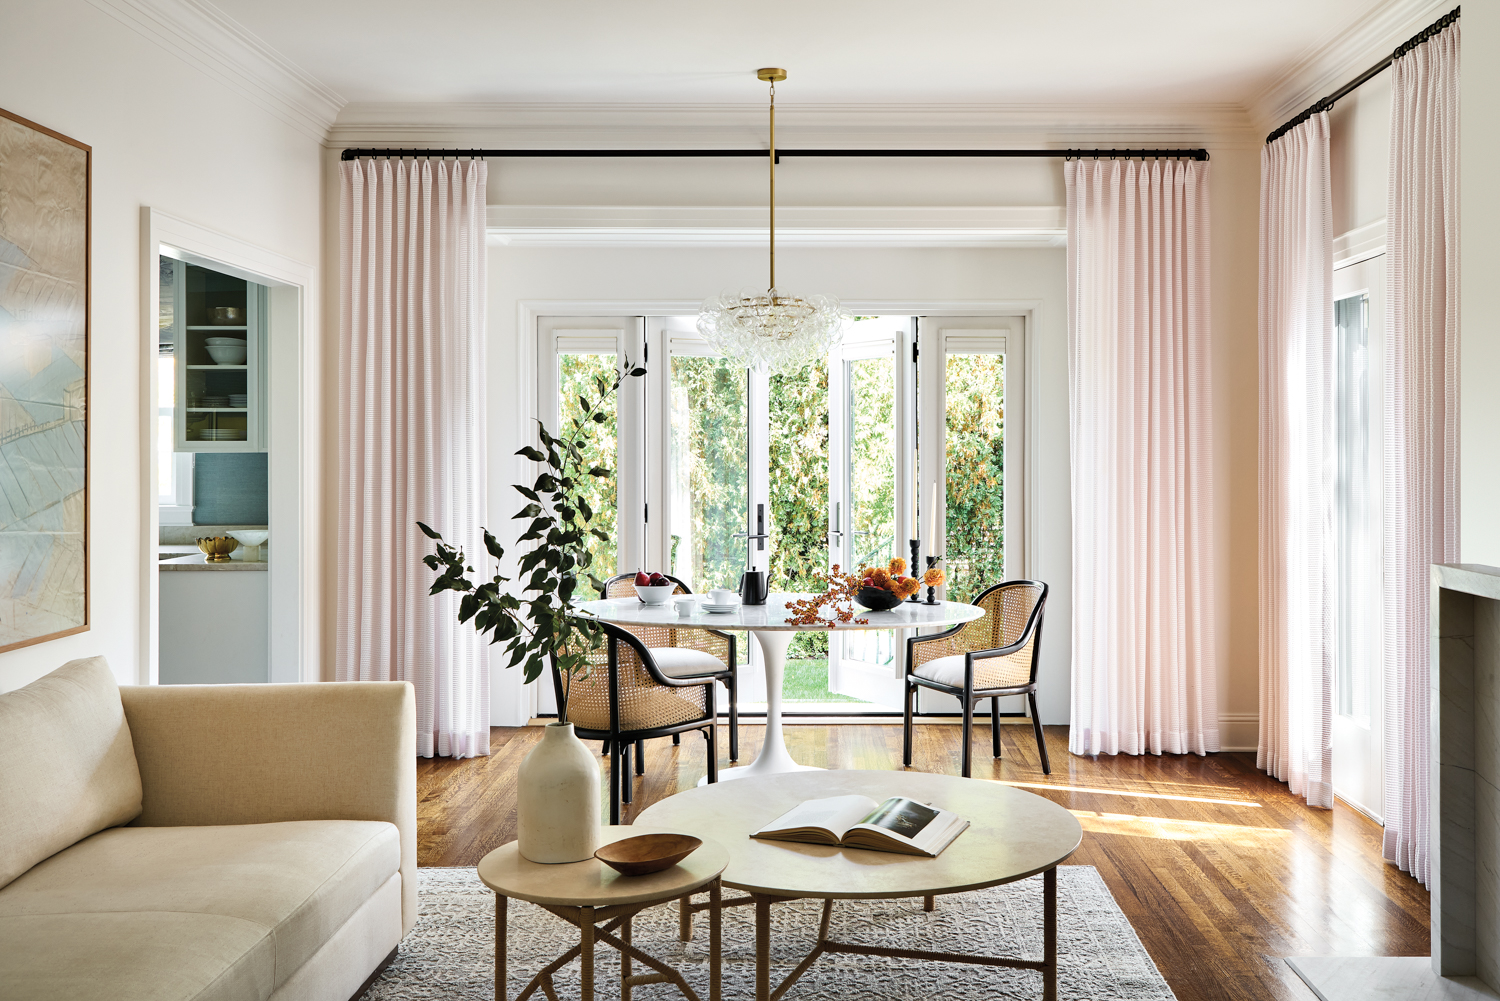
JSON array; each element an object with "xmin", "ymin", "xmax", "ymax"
[
  {"xmin": 944, "ymin": 353, "xmax": 1005, "ymax": 603},
  {"xmin": 1336, "ymin": 293, "xmax": 1374, "ymax": 723},
  {"xmin": 558, "ymin": 353, "xmax": 618, "ymax": 582},
  {"xmin": 668, "ymin": 355, "xmax": 747, "ymax": 593}
]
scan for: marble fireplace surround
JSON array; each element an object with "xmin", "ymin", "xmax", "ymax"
[{"xmin": 1289, "ymin": 564, "xmax": 1500, "ymax": 1000}]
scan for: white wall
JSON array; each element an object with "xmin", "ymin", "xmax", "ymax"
[
  {"xmin": 1329, "ymin": 72, "xmax": 1391, "ymax": 240},
  {"xmin": 1463, "ymin": 5, "xmax": 1500, "ymax": 564},
  {"xmin": 0, "ymin": 1, "xmax": 323, "ymax": 693}
]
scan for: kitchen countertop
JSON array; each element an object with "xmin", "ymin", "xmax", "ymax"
[{"xmin": 159, "ymin": 554, "xmax": 268, "ymax": 571}]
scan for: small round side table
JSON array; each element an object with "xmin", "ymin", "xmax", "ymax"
[{"xmin": 477, "ymin": 826, "xmax": 728, "ymax": 1001}]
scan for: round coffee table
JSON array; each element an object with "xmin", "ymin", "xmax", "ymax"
[
  {"xmin": 634, "ymin": 770, "xmax": 1082, "ymax": 1001},
  {"xmin": 478, "ymin": 826, "xmax": 730, "ymax": 1001},
  {"xmin": 572, "ymin": 594, "xmax": 983, "ymax": 779}
]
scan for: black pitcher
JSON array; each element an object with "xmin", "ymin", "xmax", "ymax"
[{"xmin": 738, "ymin": 569, "xmax": 769, "ymax": 606}]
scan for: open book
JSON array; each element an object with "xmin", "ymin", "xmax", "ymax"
[{"xmin": 751, "ymin": 794, "xmax": 970, "ymax": 857}]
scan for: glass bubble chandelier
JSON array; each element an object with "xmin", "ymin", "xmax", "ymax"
[{"xmin": 698, "ymin": 68, "xmax": 847, "ymax": 374}]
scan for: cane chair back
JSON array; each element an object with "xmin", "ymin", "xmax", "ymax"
[
  {"xmin": 601, "ymin": 573, "xmax": 733, "ymax": 667},
  {"xmin": 559, "ymin": 628, "xmax": 708, "ymax": 732},
  {"xmin": 910, "ymin": 581, "xmax": 1046, "ymax": 689}
]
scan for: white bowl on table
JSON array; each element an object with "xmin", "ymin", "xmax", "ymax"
[{"xmin": 635, "ymin": 584, "xmax": 675, "ymax": 605}]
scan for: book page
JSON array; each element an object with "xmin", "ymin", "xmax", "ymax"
[
  {"xmin": 753, "ymin": 794, "xmax": 880, "ymax": 841},
  {"xmin": 858, "ymin": 797, "xmax": 941, "ymax": 840}
]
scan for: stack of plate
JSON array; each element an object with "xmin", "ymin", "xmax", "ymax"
[
  {"xmin": 199, "ymin": 429, "xmax": 245, "ymax": 441},
  {"xmin": 701, "ymin": 599, "xmax": 740, "ymax": 614},
  {"xmin": 196, "ymin": 396, "xmax": 229, "ymax": 408},
  {"xmin": 228, "ymin": 394, "xmax": 248, "ymax": 408}
]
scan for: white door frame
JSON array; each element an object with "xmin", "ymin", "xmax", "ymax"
[
  {"xmin": 517, "ymin": 298, "xmax": 1042, "ymax": 716},
  {"xmin": 140, "ymin": 208, "xmax": 320, "ymax": 685}
]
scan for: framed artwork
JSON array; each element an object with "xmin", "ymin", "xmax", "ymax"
[{"xmin": 0, "ymin": 108, "xmax": 89, "ymax": 651}]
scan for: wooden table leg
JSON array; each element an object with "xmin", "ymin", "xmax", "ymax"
[
  {"xmin": 709, "ymin": 878, "xmax": 722, "ymax": 1001},
  {"xmin": 496, "ymin": 893, "xmax": 508, "ymax": 1001},
  {"xmin": 680, "ymin": 893, "xmax": 693, "ymax": 941},
  {"xmin": 754, "ymin": 893, "xmax": 771, "ymax": 1001},
  {"xmin": 621, "ymin": 913, "xmax": 633, "ymax": 1001},
  {"xmin": 1043, "ymin": 867, "xmax": 1057, "ymax": 1001},
  {"xmin": 581, "ymin": 905, "xmax": 595, "ymax": 1001},
  {"xmin": 923, "ymin": 894, "xmax": 935, "ymax": 912}
]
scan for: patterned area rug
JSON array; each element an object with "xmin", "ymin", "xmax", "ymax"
[{"xmin": 367, "ymin": 866, "xmax": 1175, "ymax": 1000}]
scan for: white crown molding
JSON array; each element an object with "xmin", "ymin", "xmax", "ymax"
[
  {"xmin": 86, "ymin": 0, "xmax": 345, "ymax": 141},
  {"xmin": 1249, "ymin": 0, "xmax": 1459, "ymax": 138},
  {"xmin": 1333, "ymin": 218, "xmax": 1387, "ymax": 269},
  {"xmin": 486, "ymin": 205, "xmax": 1066, "ymax": 249},
  {"xmin": 329, "ymin": 101, "xmax": 1259, "ymax": 152}
]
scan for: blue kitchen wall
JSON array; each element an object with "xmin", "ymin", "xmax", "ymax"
[{"xmin": 193, "ymin": 453, "xmax": 268, "ymax": 525}]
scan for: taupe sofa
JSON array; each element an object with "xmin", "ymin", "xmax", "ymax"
[{"xmin": 0, "ymin": 657, "xmax": 416, "ymax": 1001}]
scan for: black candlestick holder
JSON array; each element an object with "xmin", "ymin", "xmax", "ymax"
[
  {"xmin": 924, "ymin": 555, "xmax": 942, "ymax": 604},
  {"xmin": 907, "ymin": 538, "xmax": 921, "ymax": 602}
]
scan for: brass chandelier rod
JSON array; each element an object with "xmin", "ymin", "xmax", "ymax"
[{"xmin": 759, "ymin": 68, "xmax": 787, "ymax": 292}]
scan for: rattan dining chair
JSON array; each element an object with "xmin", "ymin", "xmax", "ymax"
[
  {"xmin": 551, "ymin": 621, "xmax": 720, "ymax": 824},
  {"xmin": 902, "ymin": 580, "xmax": 1050, "ymax": 776},
  {"xmin": 599, "ymin": 572, "xmax": 739, "ymax": 764}
]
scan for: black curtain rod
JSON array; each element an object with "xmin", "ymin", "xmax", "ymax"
[
  {"xmin": 1267, "ymin": 5, "xmax": 1459, "ymax": 144},
  {"xmin": 338, "ymin": 146, "xmax": 1209, "ymax": 162}
]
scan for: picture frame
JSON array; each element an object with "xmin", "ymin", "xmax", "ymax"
[{"xmin": 0, "ymin": 107, "xmax": 90, "ymax": 652}]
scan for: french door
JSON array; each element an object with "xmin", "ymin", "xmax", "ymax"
[
  {"xmin": 1331, "ymin": 257, "xmax": 1385, "ymax": 822},
  {"xmin": 536, "ymin": 312, "xmax": 1023, "ymax": 716}
]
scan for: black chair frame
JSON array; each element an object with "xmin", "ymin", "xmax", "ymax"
[
  {"xmin": 902, "ymin": 580, "xmax": 1051, "ymax": 777},
  {"xmin": 550, "ymin": 621, "xmax": 719, "ymax": 825},
  {"xmin": 598, "ymin": 572, "xmax": 739, "ymax": 763}
]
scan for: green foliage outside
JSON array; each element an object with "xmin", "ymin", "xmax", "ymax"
[
  {"xmin": 943, "ymin": 354, "xmax": 1006, "ymax": 603},
  {"xmin": 559, "ymin": 354, "xmax": 618, "ymax": 586},
  {"xmin": 768, "ymin": 360, "xmax": 830, "ymax": 659},
  {"xmin": 668, "ymin": 355, "xmax": 747, "ymax": 593}
]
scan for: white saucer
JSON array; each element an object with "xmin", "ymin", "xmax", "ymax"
[{"xmin": 701, "ymin": 604, "xmax": 739, "ymax": 613}]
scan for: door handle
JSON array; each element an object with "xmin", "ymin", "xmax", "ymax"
[{"xmin": 734, "ymin": 503, "xmax": 770, "ymax": 551}]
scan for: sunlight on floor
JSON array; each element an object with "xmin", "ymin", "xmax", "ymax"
[
  {"xmin": 1071, "ymin": 810, "xmax": 1291, "ymax": 845},
  {"xmin": 998, "ymin": 779, "xmax": 1263, "ymax": 808}
]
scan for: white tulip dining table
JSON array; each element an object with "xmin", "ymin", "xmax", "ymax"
[{"xmin": 570, "ymin": 593, "xmax": 984, "ymax": 781}]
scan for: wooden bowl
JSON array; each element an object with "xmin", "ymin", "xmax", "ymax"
[
  {"xmin": 856, "ymin": 586, "xmax": 903, "ymax": 611},
  {"xmin": 594, "ymin": 833, "xmax": 702, "ymax": 876}
]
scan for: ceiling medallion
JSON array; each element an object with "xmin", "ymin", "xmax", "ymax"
[{"xmin": 697, "ymin": 68, "xmax": 848, "ymax": 374}]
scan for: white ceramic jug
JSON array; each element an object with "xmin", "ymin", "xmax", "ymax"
[{"xmin": 516, "ymin": 721, "xmax": 601, "ymax": 863}]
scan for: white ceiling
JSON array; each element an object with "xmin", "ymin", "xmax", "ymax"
[{"xmin": 212, "ymin": 0, "xmax": 1388, "ymax": 109}]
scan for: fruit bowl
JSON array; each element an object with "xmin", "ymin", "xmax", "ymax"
[
  {"xmin": 855, "ymin": 586, "xmax": 903, "ymax": 611},
  {"xmin": 594, "ymin": 833, "xmax": 702, "ymax": 876},
  {"xmin": 636, "ymin": 584, "xmax": 675, "ymax": 604}
]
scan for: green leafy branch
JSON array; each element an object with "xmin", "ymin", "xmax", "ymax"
[{"xmin": 419, "ymin": 358, "xmax": 646, "ymax": 723}]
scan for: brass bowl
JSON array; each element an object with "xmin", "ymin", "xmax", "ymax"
[
  {"xmin": 197, "ymin": 536, "xmax": 239, "ymax": 562},
  {"xmin": 594, "ymin": 833, "xmax": 702, "ymax": 877}
]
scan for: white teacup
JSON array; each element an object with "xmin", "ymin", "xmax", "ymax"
[
  {"xmin": 708, "ymin": 589, "xmax": 738, "ymax": 605},
  {"xmin": 674, "ymin": 597, "xmax": 696, "ymax": 616}
]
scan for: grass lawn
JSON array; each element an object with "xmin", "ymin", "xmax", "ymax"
[{"xmin": 782, "ymin": 658, "xmax": 865, "ymax": 702}]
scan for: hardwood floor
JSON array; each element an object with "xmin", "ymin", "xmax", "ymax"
[{"xmin": 416, "ymin": 722, "xmax": 1429, "ymax": 1001}]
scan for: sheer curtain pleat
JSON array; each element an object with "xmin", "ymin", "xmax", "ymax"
[
  {"xmin": 1383, "ymin": 22, "xmax": 1460, "ymax": 887},
  {"xmin": 1257, "ymin": 113, "xmax": 1336, "ymax": 809},
  {"xmin": 337, "ymin": 158, "xmax": 490, "ymax": 759},
  {"xmin": 1066, "ymin": 158, "xmax": 1219, "ymax": 757}
]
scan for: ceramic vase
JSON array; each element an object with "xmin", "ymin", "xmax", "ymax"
[{"xmin": 517, "ymin": 721, "xmax": 600, "ymax": 863}]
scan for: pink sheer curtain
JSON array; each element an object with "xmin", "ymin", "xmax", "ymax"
[
  {"xmin": 1066, "ymin": 158, "xmax": 1219, "ymax": 757},
  {"xmin": 1382, "ymin": 21, "xmax": 1460, "ymax": 887},
  {"xmin": 1257, "ymin": 113, "xmax": 1335, "ymax": 809},
  {"xmin": 337, "ymin": 157, "xmax": 490, "ymax": 759}
]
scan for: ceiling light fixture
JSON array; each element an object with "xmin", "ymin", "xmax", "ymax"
[{"xmin": 697, "ymin": 68, "xmax": 847, "ymax": 374}]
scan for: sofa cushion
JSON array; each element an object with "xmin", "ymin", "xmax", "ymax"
[
  {"xmin": 0, "ymin": 656, "xmax": 141, "ymax": 890},
  {"xmin": 0, "ymin": 819, "xmax": 400, "ymax": 1001}
]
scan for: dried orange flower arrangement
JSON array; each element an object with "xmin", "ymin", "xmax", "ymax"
[
  {"xmin": 857, "ymin": 556, "xmax": 923, "ymax": 599},
  {"xmin": 785, "ymin": 566, "xmax": 871, "ymax": 627}
]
